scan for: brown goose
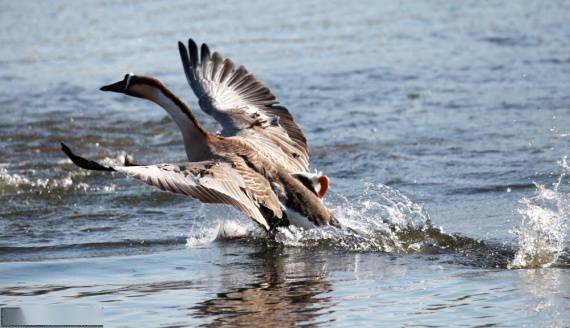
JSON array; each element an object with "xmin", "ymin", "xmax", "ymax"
[
  {"xmin": 178, "ymin": 39, "xmax": 309, "ymax": 173},
  {"xmin": 63, "ymin": 75, "xmax": 338, "ymax": 231}
]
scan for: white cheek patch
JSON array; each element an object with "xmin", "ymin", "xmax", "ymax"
[
  {"xmin": 312, "ymin": 177, "xmax": 321, "ymax": 194},
  {"xmin": 125, "ymin": 73, "xmax": 134, "ymax": 90}
]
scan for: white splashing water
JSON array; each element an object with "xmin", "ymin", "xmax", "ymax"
[
  {"xmin": 274, "ymin": 183, "xmax": 433, "ymax": 252},
  {"xmin": 0, "ymin": 152, "xmax": 127, "ymax": 194},
  {"xmin": 185, "ymin": 183, "xmax": 433, "ymax": 252},
  {"xmin": 186, "ymin": 206, "xmax": 264, "ymax": 248},
  {"xmin": 185, "ymin": 221, "xmax": 221, "ymax": 248},
  {"xmin": 217, "ymin": 217, "xmax": 262, "ymax": 239},
  {"xmin": 509, "ymin": 156, "xmax": 569, "ymax": 269},
  {"xmin": 0, "ymin": 152, "xmax": 132, "ymax": 194},
  {"xmin": 0, "ymin": 167, "xmax": 86, "ymax": 192}
]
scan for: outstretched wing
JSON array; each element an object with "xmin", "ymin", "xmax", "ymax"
[
  {"xmin": 61, "ymin": 143, "xmax": 281, "ymax": 230},
  {"xmin": 178, "ymin": 39, "xmax": 309, "ymax": 172}
]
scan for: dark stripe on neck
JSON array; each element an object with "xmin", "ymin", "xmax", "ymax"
[
  {"xmin": 143, "ymin": 79, "xmax": 209, "ymax": 137},
  {"xmin": 292, "ymin": 174, "xmax": 318, "ymax": 196}
]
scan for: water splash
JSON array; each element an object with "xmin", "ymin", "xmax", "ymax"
[
  {"xmin": 333, "ymin": 182, "xmax": 432, "ymax": 231},
  {"xmin": 217, "ymin": 217, "xmax": 262, "ymax": 239},
  {"xmin": 0, "ymin": 167, "xmax": 33, "ymax": 188},
  {"xmin": 185, "ymin": 206, "xmax": 265, "ymax": 247},
  {"xmin": 509, "ymin": 156, "xmax": 569, "ymax": 269},
  {"xmin": 0, "ymin": 152, "xmax": 127, "ymax": 194},
  {"xmin": 274, "ymin": 183, "xmax": 436, "ymax": 253},
  {"xmin": 272, "ymin": 183, "xmax": 515, "ymax": 268},
  {"xmin": 183, "ymin": 183, "xmax": 435, "ymax": 251},
  {"xmin": 0, "ymin": 167, "xmax": 82, "ymax": 192},
  {"xmin": 185, "ymin": 222, "xmax": 221, "ymax": 248},
  {"xmin": 184, "ymin": 182, "xmax": 514, "ymax": 267}
]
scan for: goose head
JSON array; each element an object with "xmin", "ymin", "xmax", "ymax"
[
  {"xmin": 100, "ymin": 74, "xmax": 210, "ymax": 161},
  {"xmin": 100, "ymin": 73, "xmax": 166, "ymax": 100},
  {"xmin": 292, "ymin": 170, "xmax": 330, "ymax": 199}
]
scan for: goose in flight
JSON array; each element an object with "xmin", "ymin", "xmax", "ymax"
[{"xmin": 63, "ymin": 74, "xmax": 337, "ymax": 231}]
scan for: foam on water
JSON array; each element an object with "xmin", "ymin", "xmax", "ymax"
[
  {"xmin": 0, "ymin": 167, "xmax": 86, "ymax": 192},
  {"xmin": 0, "ymin": 152, "xmax": 128, "ymax": 194},
  {"xmin": 509, "ymin": 156, "xmax": 569, "ymax": 269}
]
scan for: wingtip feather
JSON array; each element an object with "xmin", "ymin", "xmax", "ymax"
[
  {"xmin": 60, "ymin": 143, "xmax": 114, "ymax": 172},
  {"xmin": 188, "ymin": 38, "xmax": 198, "ymax": 67}
]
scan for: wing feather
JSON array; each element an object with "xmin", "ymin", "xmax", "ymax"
[
  {"xmin": 61, "ymin": 144, "xmax": 279, "ymax": 230},
  {"xmin": 178, "ymin": 39, "xmax": 309, "ymax": 172},
  {"xmin": 123, "ymin": 164, "xmax": 272, "ymax": 230}
]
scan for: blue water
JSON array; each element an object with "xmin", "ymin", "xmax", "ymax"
[{"xmin": 1, "ymin": 0, "xmax": 569, "ymax": 326}]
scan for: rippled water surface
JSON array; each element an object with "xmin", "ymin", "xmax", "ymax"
[{"xmin": 1, "ymin": 0, "xmax": 569, "ymax": 326}]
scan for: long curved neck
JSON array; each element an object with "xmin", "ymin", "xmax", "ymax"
[{"xmin": 142, "ymin": 84, "xmax": 211, "ymax": 161}]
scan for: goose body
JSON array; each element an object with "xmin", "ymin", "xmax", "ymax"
[
  {"xmin": 62, "ymin": 140, "xmax": 337, "ymax": 231},
  {"xmin": 63, "ymin": 39, "xmax": 338, "ymax": 231}
]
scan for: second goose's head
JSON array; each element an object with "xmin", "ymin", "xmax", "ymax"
[{"xmin": 291, "ymin": 171, "xmax": 330, "ymax": 199}]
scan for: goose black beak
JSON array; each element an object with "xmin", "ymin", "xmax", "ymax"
[{"xmin": 100, "ymin": 80, "xmax": 126, "ymax": 93}]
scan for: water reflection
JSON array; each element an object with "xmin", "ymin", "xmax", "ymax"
[
  {"xmin": 193, "ymin": 244, "xmax": 335, "ymax": 326},
  {"xmin": 516, "ymin": 268, "xmax": 570, "ymax": 322}
]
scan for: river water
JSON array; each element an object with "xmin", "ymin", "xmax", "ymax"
[{"xmin": 1, "ymin": 0, "xmax": 569, "ymax": 326}]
